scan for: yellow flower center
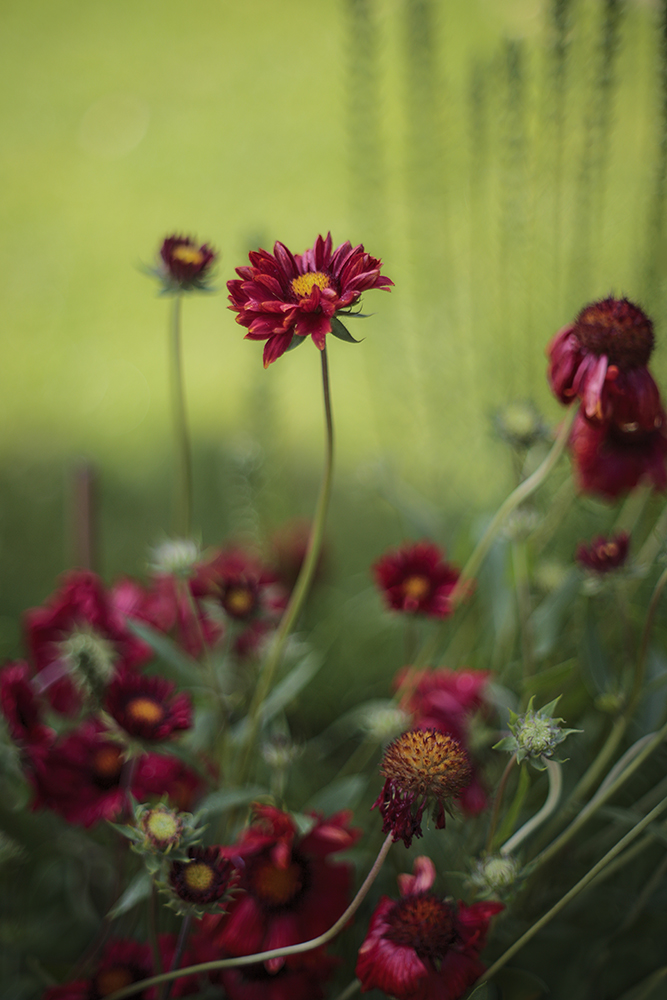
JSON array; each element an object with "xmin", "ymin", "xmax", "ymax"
[
  {"xmin": 600, "ymin": 542, "xmax": 619, "ymax": 559},
  {"xmin": 225, "ymin": 586, "xmax": 254, "ymax": 616},
  {"xmin": 171, "ymin": 245, "xmax": 205, "ymax": 267},
  {"xmin": 127, "ymin": 696, "xmax": 164, "ymax": 725},
  {"xmin": 381, "ymin": 729, "xmax": 471, "ymax": 799},
  {"xmin": 184, "ymin": 862, "xmax": 215, "ymax": 892},
  {"xmin": 291, "ymin": 271, "xmax": 330, "ymax": 298},
  {"xmin": 402, "ymin": 575, "xmax": 430, "ymax": 600},
  {"xmin": 145, "ymin": 808, "xmax": 181, "ymax": 844},
  {"xmin": 93, "ymin": 746, "xmax": 123, "ymax": 780},
  {"xmin": 96, "ymin": 968, "xmax": 133, "ymax": 996},
  {"xmin": 252, "ymin": 859, "xmax": 303, "ymax": 906}
]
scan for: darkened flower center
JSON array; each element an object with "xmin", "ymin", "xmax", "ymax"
[
  {"xmin": 386, "ymin": 893, "xmax": 456, "ymax": 959},
  {"xmin": 222, "ymin": 585, "xmax": 256, "ymax": 618},
  {"xmin": 92, "ymin": 746, "xmax": 123, "ymax": 787},
  {"xmin": 251, "ymin": 858, "xmax": 305, "ymax": 907},
  {"xmin": 184, "ymin": 862, "xmax": 215, "ymax": 893},
  {"xmin": 402, "ymin": 575, "xmax": 430, "ymax": 600},
  {"xmin": 92, "ymin": 966, "xmax": 134, "ymax": 997},
  {"xmin": 172, "ymin": 245, "xmax": 205, "ymax": 267},
  {"xmin": 575, "ymin": 298, "xmax": 654, "ymax": 369},
  {"xmin": 292, "ymin": 271, "xmax": 330, "ymax": 298},
  {"xmin": 381, "ymin": 729, "xmax": 471, "ymax": 799},
  {"xmin": 127, "ymin": 696, "xmax": 164, "ymax": 725}
]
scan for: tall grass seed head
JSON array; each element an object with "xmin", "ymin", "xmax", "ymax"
[{"xmin": 494, "ymin": 696, "xmax": 581, "ymax": 770}]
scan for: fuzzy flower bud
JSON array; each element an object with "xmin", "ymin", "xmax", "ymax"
[
  {"xmin": 469, "ymin": 853, "xmax": 522, "ymax": 900},
  {"xmin": 359, "ymin": 702, "xmax": 410, "ymax": 744},
  {"xmin": 58, "ymin": 626, "xmax": 117, "ymax": 700},
  {"xmin": 494, "ymin": 697, "xmax": 580, "ymax": 770},
  {"xmin": 149, "ymin": 538, "xmax": 201, "ymax": 578}
]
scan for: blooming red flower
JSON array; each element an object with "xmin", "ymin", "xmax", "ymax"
[
  {"xmin": 159, "ymin": 235, "xmax": 216, "ymax": 292},
  {"xmin": 0, "ymin": 661, "xmax": 54, "ymax": 758},
  {"xmin": 104, "ymin": 667, "xmax": 192, "ymax": 742},
  {"xmin": 356, "ymin": 856, "xmax": 503, "ymax": 1000},
  {"xmin": 373, "ymin": 541, "xmax": 461, "ymax": 618},
  {"xmin": 270, "ymin": 518, "xmax": 326, "ymax": 593},
  {"xmin": 169, "ymin": 845, "xmax": 239, "ymax": 908},
  {"xmin": 569, "ymin": 407, "xmax": 667, "ymax": 499},
  {"xmin": 575, "ymin": 532, "xmax": 630, "ymax": 573},
  {"xmin": 198, "ymin": 804, "xmax": 360, "ymax": 972},
  {"xmin": 227, "ymin": 232, "xmax": 393, "ymax": 367},
  {"xmin": 373, "ymin": 729, "xmax": 472, "ymax": 847},
  {"xmin": 193, "ymin": 547, "xmax": 286, "ymax": 623}
]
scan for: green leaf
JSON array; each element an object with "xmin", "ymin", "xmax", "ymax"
[
  {"xmin": 581, "ymin": 608, "xmax": 611, "ymax": 698},
  {"xmin": 530, "ymin": 570, "xmax": 579, "ymax": 660},
  {"xmin": 107, "ymin": 871, "xmax": 151, "ymax": 919},
  {"xmin": 304, "ymin": 774, "xmax": 368, "ymax": 814},
  {"xmin": 494, "ymin": 967, "xmax": 550, "ymax": 999},
  {"xmin": 126, "ymin": 620, "xmax": 201, "ymax": 683},
  {"xmin": 330, "ymin": 315, "xmax": 362, "ymax": 343},
  {"xmin": 522, "ymin": 659, "xmax": 576, "ymax": 696},
  {"xmin": 285, "ymin": 332, "xmax": 307, "ymax": 351},
  {"xmin": 494, "ymin": 764, "xmax": 531, "ymax": 849},
  {"xmin": 198, "ymin": 785, "xmax": 267, "ymax": 816},
  {"xmin": 231, "ymin": 651, "xmax": 323, "ymax": 743}
]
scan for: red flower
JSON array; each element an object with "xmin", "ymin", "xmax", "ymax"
[
  {"xmin": 569, "ymin": 407, "xmax": 667, "ymax": 499},
  {"xmin": 356, "ymin": 856, "xmax": 503, "ymax": 1000},
  {"xmin": 169, "ymin": 845, "xmax": 239, "ymax": 908},
  {"xmin": 227, "ymin": 232, "xmax": 393, "ymax": 367},
  {"xmin": 193, "ymin": 547, "xmax": 286, "ymax": 623},
  {"xmin": 215, "ymin": 948, "xmax": 337, "ymax": 1000},
  {"xmin": 105, "ymin": 667, "xmax": 192, "ymax": 742},
  {"xmin": 159, "ymin": 235, "xmax": 216, "ymax": 291},
  {"xmin": 270, "ymin": 518, "xmax": 326, "ymax": 593},
  {"xmin": 0, "ymin": 661, "xmax": 54, "ymax": 758},
  {"xmin": 373, "ymin": 730, "xmax": 472, "ymax": 847},
  {"xmin": 373, "ymin": 541, "xmax": 461, "ymax": 618},
  {"xmin": 575, "ymin": 532, "xmax": 630, "ymax": 573},
  {"xmin": 198, "ymin": 804, "xmax": 360, "ymax": 972}
]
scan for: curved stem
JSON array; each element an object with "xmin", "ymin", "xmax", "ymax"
[
  {"xmin": 500, "ymin": 759, "xmax": 562, "ymax": 855},
  {"xmin": 485, "ymin": 755, "xmax": 516, "ymax": 852},
  {"xmin": 104, "ymin": 833, "xmax": 393, "ymax": 1000},
  {"xmin": 239, "ymin": 346, "xmax": 335, "ymax": 780},
  {"xmin": 169, "ymin": 294, "xmax": 192, "ymax": 538}
]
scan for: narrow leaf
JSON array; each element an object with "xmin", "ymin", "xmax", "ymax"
[
  {"xmin": 330, "ymin": 316, "xmax": 362, "ymax": 343},
  {"xmin": 198, "ymin": 785, "xmax": 267, "ymax": 816},
  {"xmin": 305, "ymin": 774, "xmax": 368, "ymax": 814},
  {"xmin": 107, "ymin": 871, "xmax": 151, "ymax": 919},
  {"xmin": 127, "ymin": 620, "xmax": 201, "ymax": 683}
]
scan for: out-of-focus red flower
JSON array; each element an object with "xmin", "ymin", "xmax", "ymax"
[
  {"xmin": 0, "ymin": 661, "xmax": 55, "ymax": 758},
  {"xmin": 569, "ymin": 407, "xmax": 667, "ymax": 499},
  {"xmin": 356, "ymin": 856, "xmax": 502, "ymax": 1000},
  {"xmin": 104, "ymin": 667, "xmax": 192, "ymax": 742},
  {"xmin": 214, "ymin": 947, "xmax": 338, "ymax": 1000},
  {"xmin": 193, "ymin": 547, "xmax": 287, "ymax": 622},
  {"xmin": 159, "ymin": 235, "xmax": 216, "ymax": 292},
  {"xmin": 397, "ymin": 667, "xmax": 493, "ymax": 817},
  {"xmin": 25, "ymin": 570, "xmax": 149, "ymax": 715},
  {"xmin": 373, "ymin": 730, "xmax": 472, "ymax": 847},
  {"xmin": 228, "ymin": 232, "xmax": 393, "ymax": 367},
  {"xmin": 270, "ymin": 518, "xmax": 326, "ymax": 593},
  {"xmin": 575, "ymin": 532, "xmax": 630, "ymax": 573},
  {"xmin": 373, "ymin": 541, "xmax": 462, "ymax": 618},
  {"xmin": 197, "ymin": 804, "xmax": 360, "ymax": 972}
]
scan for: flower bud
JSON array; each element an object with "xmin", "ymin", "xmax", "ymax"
[
  {"xmin": 469, "ymin": 853, "xmax": 522, "ymax": 900},
  {"xmin": 494, "ymin": 697, "xmax": 580, "ymax": 770}
]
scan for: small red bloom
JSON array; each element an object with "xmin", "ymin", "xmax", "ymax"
[
  {"xmin": 199, "ymin": 804, "xmax": 360, "ymax": 972},
  {"xmin": 356, "ymin": 856, "xmax": 503, "ymax": 1000},
  {"xmin": 0, "ymin": 661, "xmax": 54, "ymax": 757},
  {"xmin": 569, "ymin": 407, "xmax": 667, "ymax": 499},
  {"xmin": 373, "ymin": 541, "xmax": 461, "ymax": 618},
  {"xmin": 194, "ymin": 547, "xmax": 286, "ymax": 623},
  {"xmin": 105, "ymin": 667, "xmax": 192, "ymax": 742},
  {"xmin": 228, "ymin": 232, "xmax": 393, "ymax": 367},
  {"xmin": 169, "ymin": 845, "xmax": 238, "ymax": 908},
  {"xmin": 159, "ymin": 235, "xmax": 216, "ymax": 291},
  {"xmin": 576, "ymin": 532, "xmax": 630, "ymax": 573}
]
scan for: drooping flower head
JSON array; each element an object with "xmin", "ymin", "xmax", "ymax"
[
  {"xmin": 569, "ymin": 408, "xmax": 667, "ymax": 499},
  {"xmin": 575, "ymin": 532, "xmax": 629, "ymax": 574},
  {"xmin": 373, "ymin": 729, "xmax": 472, "ymax": 847},
  {"xmin": 373, "ymin": 541, "xmax": 462, "ymax": 618},
  {"xmin": 228, "ymin": 232, "xmax": 393, "ymax": 367},
  {"xmin": 104, "ymin": 667, "xmax": 192, "ymax": 743},
  {"xmin": 356, "ymin": 856, "xmax": 503, "ymax": 1000},
  {"xmin": 158, "ymin": 235, "xmax": 217, "ymax": 293}
]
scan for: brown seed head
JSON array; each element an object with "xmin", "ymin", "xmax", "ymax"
[
  {"xmin": 574, "ymin": 297, "xmax": 654, "ymax": 370},
  {"xmin": 381, "ymin": 729, "xmax": 472, "ymax": 801}
]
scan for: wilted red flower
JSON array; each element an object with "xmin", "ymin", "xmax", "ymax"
[
  {"xmin": 373, "ymin": 729, "xmax": 472, "ymax": 847},
  {"xmin": 0, "ymin": 661, "xmax": 54, "ymax": 758},
  {"xmin": 227, "ymin": 232, "xmax": 393, "ymax": 367},
  {"xmin": 198, "ymin": 804, "xmax": 360, "ymax": 971},
  {"xmin": 569, "ymin": 407, "xmax": 667, "ymax": 499},
  {"xmin": 104, "ymin": 667, "xmax": 192, "ymax": 742},
  {"xmin": 169, "ymin": 845, "xmax": 238, "ymax": 908},
  {"xmin": 576, "ymin": 532, "xmax": 630, "ymax": 573},
  {"xmin": 159, "ymin": 235, "xmax": 216, "ymax": 292},
  {"xmin": 373, "ymin": 541, "xmax": 461, "ymax": 618},
  {"xmin": 398, "ymin": 667, "xmax": 493, "ymax": 817},
  {"xmin": 356, "ymin": 856, "xmax": 503, "ymax": 1000}
]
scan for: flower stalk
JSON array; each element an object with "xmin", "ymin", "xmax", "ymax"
[{"xmin": 169, "ymin": 294, "xmax": 193, "ymax": 539}]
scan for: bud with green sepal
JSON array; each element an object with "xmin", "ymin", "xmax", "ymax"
[
  {"xmin": 494, "ymin": 696, "xmax": 581, "ymax": 770},
  {"xmin": 469, "ymin": 852, "xmax": 523, "ymax": 901},
  {"xmin": 111, "ymin": 797, "xmax": 204, "ymax": 876}
]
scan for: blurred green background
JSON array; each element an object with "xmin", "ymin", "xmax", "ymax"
[{"xmin": 2, "ymin": 0, "xmax": 667, "ymax": 644}]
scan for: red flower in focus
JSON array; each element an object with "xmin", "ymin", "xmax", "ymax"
[
  {"xmin": 569, "ymin": 408, "xmax": 667, "ymax": 499},
  {"xmin": 159, "ymin": 235, "xmax": 216, "ymax": 292},
  {"xmin": 197, "ymin": 804, "xmax": 360, "ymax": 972},
  {"xmin": 576, "ymin": 532, "xmax": 630, "ymax": 573},
  {"xmin": 373, "ymin": 541, "xmax": 461, "ymax": 618},
  {"xmin": 105, "ymin": 667, "xmax": 192, "ymax": 742},
  {"xmin": 169, "ymin": 845, "xmax": 239, "ymax": 908},
  {"xmin": 228, "ymin": 232, "xmax": 393, "ymax": 367},
  {"xmin": 0, "ymin": 661, "xmax": 54, "ymax": 758},
  {"xmin": 356, "ymin": 856, "xmax": 503, "ymax": 1000},
  {"xmin": 398, "ymin": 667, "xmax": 493, "ymax": 816}
]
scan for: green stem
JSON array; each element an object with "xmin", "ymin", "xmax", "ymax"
[
  {"xmin": 104, "ymin": 833, "xmax": 393, "ymax": 1000},
  {"xmin": 331, "ymin": 980, "xmax": 361, "ymax": 1000},
  {"xmin": 617, "ymin": 967, "xmax": 667, "ymax": 1000},
  {"xmin": 485, "ymin": 755, "xmax": 516, "ymax": 852},
  {"xmin": 500, "ymin": 759, "xmax": 562, "ymax": 855},
  {"xmin": 511, "ymin": 536, "xmax": 534, "ymax": 678},
  {"xmin": 169, "ymin": 294, "xmax": 192, "ymax": 538},
  {"xmin": 164, "ymin": 913, "xmax": 191, "ymax": 1000},
  {"xmin": 148, "ymin": 883, "xmax": 164, "ymax": 1000},
  {"xmin": 239, "ymin": 346, "xmax": 335, "ymax": 781},
  {"xmin": 480, "ymin": 793, "xmax": 667, "ymax": 984}
]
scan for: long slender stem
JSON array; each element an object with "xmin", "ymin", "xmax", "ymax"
[
  {"xmin": 169, "ymin": 294, "xmax": 193, "ymax": 538},
  {"xmin": 480, "ymin": 794, "xmax": 667, "ymax": 984},
  {"xmin": 104, "ymin": 833, "xmax": 393, "ymax": 1000},
  {"xmin": 500, "ymin": 759, "xmax": 562, "ymax": 855},
  {"xmin": 164, "ymin": 913, "xmax": 191, "ymax": 1000},
  {"xmin": 239, "ymin": 346, "xmax": 335, "ymax": 781},
  {"xmin": 485, "ymin": 755, "xmax": 516, "ymax": 852},
  {"xmin": 148, "ymin": 883, "xmax": 164, "ymax": 1000}
]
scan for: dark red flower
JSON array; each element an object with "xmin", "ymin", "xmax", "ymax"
[
  {"xmin": 169, "ymin": 845, "xmax": 238, "ymax": 908},
  {"xmin": 193, "ymin": 547, "xmax": 286, "ymax": 623},
  {"xmin": 373, "ymin": 729, "xmax": 472, "ymax": 847},
  {"xmin": 398, "ymin": 667, "xmax": 493, "ymax": 817},
  {"xmin": 270, "ymin": 518, "xmax": 326, "ymax": 593},
  {"xmin": 215, "ymin": 948, "xmax": 337, "ymax": 1000},
  {"xmin": 159, "ymin": 235, "xmax": 216, "ymax": 291},
  {"xmin": 356, "ymin": 856, "xmax": 503, "ymax": 1000},
  {"xmin": 373, "ymin": 541, "xmax": 461, "ymax": 618},
  {"xmin": 198, "ymin": 804, "xmax": 360, "ymax": 972},
  {"xmin": 0, "ymin": 661, "xmax": 54, "ymax": 758},
  {"xmin": 227, "ymin": 232, "xmax": 393, "ymax": 367},
  {"xmin": 547, "ymin": 297, "xmax": 662, "ymax": 428},
  {"xmin": 576, "ymin": 532, "xmax": 630, "ymax": 573},
  {"xmin": 569, "ymin": 407, "xmax": 667, "ymax": 499},
  {"xmin": 104, "ymin": 667, "xmax": 192, "ymax": 742}
]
